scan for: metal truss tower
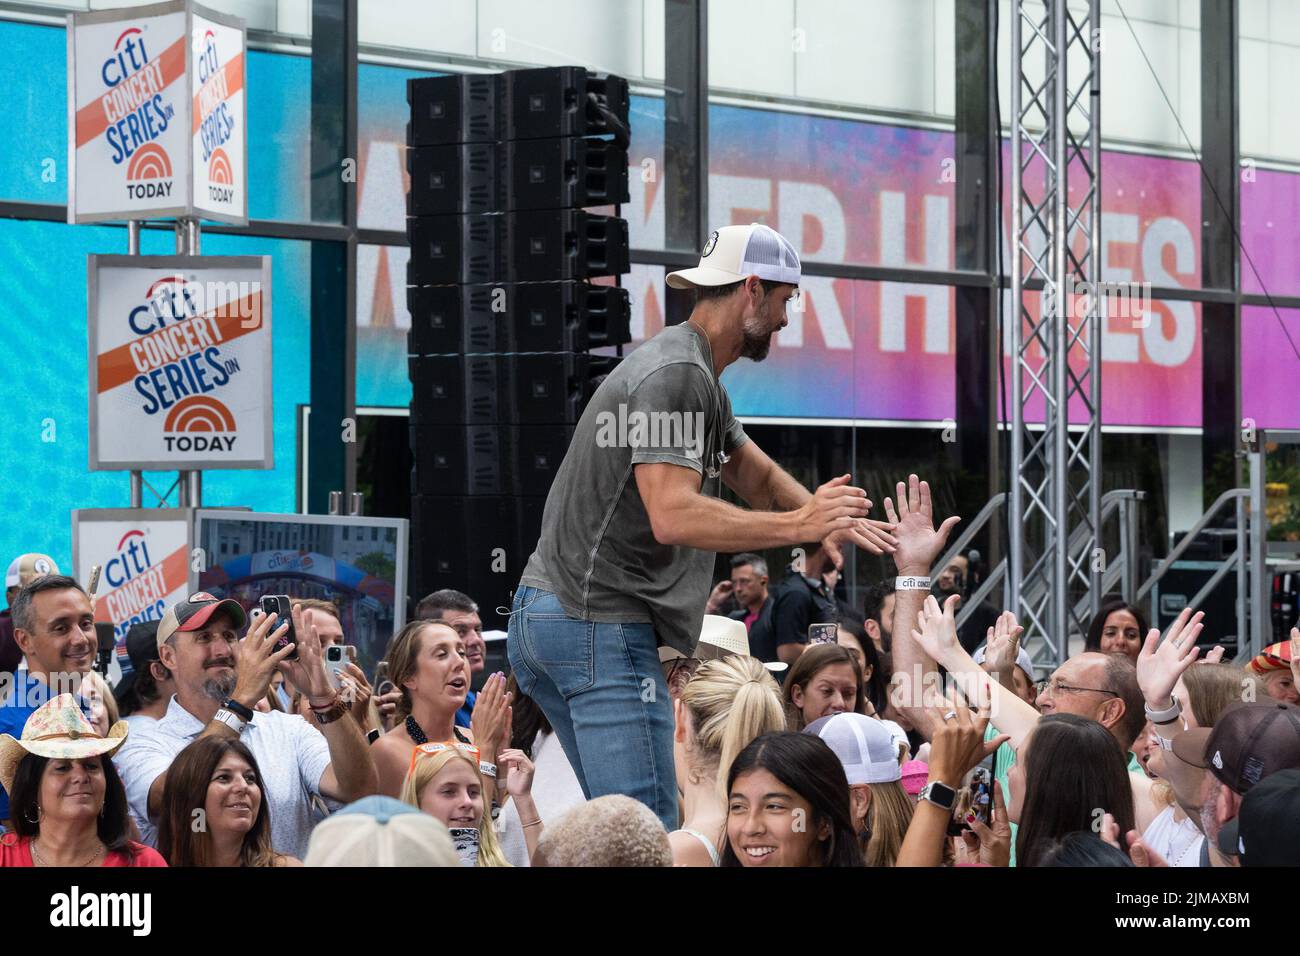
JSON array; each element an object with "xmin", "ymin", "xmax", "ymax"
[{"xmin": 1008, "ymin": 0, "xmax": 1103, "ymax": 668}]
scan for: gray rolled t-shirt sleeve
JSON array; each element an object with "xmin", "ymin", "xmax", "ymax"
[{"xmin": 626, "ymin": 363, "xmax": 715, "ymax": 474}]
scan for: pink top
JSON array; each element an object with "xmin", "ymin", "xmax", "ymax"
[{"xmin": 0, "ymin": 832, "xmax": 167, "ymax": 867}]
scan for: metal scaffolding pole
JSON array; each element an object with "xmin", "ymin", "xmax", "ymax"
[{"xmin": 1009, "ymin": 0, "xmax": 1103, "ymax": 669}]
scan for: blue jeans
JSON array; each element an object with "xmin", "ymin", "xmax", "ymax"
[{"xmin": 507, "ymin": 585, "xmax": 679, "ymax": 831}]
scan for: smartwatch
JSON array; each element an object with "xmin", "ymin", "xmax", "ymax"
[
  {"xmin": 917, "ymin": 780, "xmax": 957, "ymax": 811},
  {"xmin": 222, "ymin": 698, "xmax": 256, "ymax": 722}
]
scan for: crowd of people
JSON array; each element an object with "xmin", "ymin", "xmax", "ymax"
[{"xmin": 1, "ymin": 479, "xmax": 1297, "ymax": 869}]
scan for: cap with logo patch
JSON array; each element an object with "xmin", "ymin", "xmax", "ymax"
[
  {"xmin": 666, "ymin": 223, "xmax": 801, "ymax": 290},
  {"xmin": 156, "ymin": 592, "xmax": 247, "ymax": 651},
  {"xmin": 1171, "ymin": 701, "xmax": 1300, "ymax": 795},
  {"xmin": 6, "ymin": 553, "xmax": 59, "ymax": 589}
]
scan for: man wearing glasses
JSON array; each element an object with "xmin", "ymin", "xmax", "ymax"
[{"xmin": 906, "ymin": 596, "xmax": 1160, "ymax": 834}]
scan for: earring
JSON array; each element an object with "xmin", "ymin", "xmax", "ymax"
[{"xmin": 24, "ymin": 804, "xmax": 42, "ymax": 824}]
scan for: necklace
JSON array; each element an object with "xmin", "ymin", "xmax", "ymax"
[
  {"xmin": 405, "ymin": 714, "xmax": 428, "ymax": 745},
  {"xmin": 31, "ymin": 836, "xmax": 105, "ymax": 868}
]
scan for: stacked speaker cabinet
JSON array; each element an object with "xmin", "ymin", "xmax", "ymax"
[{"xmin": 407, "ymin": 67, "xmax": 632, "ymax": 624}]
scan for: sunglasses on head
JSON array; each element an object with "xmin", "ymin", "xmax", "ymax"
[{"xmin": 407, "ymin": 740, "xmax": 482, "ymax": 776}]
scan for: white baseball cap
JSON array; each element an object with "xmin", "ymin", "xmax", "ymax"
[
  {"xmin": 659, "ymin": 614, "xmax": 787, "ymax": 673},
  {"xmin": 666, "ymin": 223, "xmax": 802, "ymax": 290},
  {"xmin": 804, "ymin": 712, "xmax": 903, "ymax": 785}
]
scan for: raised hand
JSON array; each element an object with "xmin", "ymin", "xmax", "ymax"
[
  {"xmin": 983, "ymin": 611, "xmax": 1025, "ymax": 677},
  {"xmin": 824, "ymin": 517, "xmax": 899, "ymax": 569},
  {"xmin": 911, "ymin": 594, "xmax": 964, "ymax": 667},
  {"xmin": 231, "ymin": 608, "xmax": 297, "ymax": 711},
  {"xmin": 704, "ymin": 580, "xmax": 734, "ymax": 613},
  {"xmin": 499, "ymin": 747, "xmax": 536, "ymax": 799},
  {"xmin": 882, "ymin": 474, "xmax": 960, "ymax": 576},
  {"xmin": 794, "ymin": 474, "xmax": 878, "ymax": 553},
  {"xmin": 1289, "ymin": 627, "xmax": 1300, "ymax": 688},
  {"xmin": 470, "ymin": 672, "xmax": 513, "ymax": 764},
  {"xmin": 278, "ymin": 605, "xmax": 334, "ymax": 705},
  {"xmin": 923, "ymin": 694, "xmax": 1007, "ymax": 787},
  {"xmin": 1135, "ymin": 607, "xmax": 1204, "ymax": 708},
  {"xmin": 955, "ymin": 780, "xmax": 1011, "ymax": 867}
]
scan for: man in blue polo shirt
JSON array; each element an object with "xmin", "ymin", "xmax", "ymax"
[{"xmin": 0, "ymin": 575, "xmax": 97, "ymax": 826}]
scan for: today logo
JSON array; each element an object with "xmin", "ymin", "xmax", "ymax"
[
  {"xmin": 162, "ymin": 394, "xmax": 237, "ymax": 453},
  {"xmin": 125, "ymin": 141, "xmax": 173, "ymax": 200}
]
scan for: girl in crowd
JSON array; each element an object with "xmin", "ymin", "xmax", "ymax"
[
  {"xmin": 0, "ymin": 694, "xmax": 165, "ymax": 867},
  {"xmin": 157, "ymin": 737, "xmax": 298, "ymax": 867},
  {"xmin": 669, "ymin": 656, "xmax": 787, "ymax": 866},
  {"xmin": 721, "ymin": 731, "xmax": 863, "ymax": 867},
  {"xmin": 782, "ymin": 644, "xmax": 865, "ymax": 731},
  {"xmin": 370, "ymin": 620, "xmax": 511, "ymax": 797},
  {"xmin": 1084, "ymin": 598, "xmax": 1149, "ymax": 663},
  {"xmin": 1140, "ymin": 663, "xmax": 1238, "ymax": 865},
  {"xmin": 804, "ymin": 711, "xmax": 914, "ymax": 866},
  {"xmin": 401, "ymin": 742, "xmax": 538, "ymax": 866},
  {"xmin": 1245, "ymin": 639, "xmax": 1300, "ymax": 705},
  {"xmin": 1009, "ymin": 713, "xmax": 1136, "ymax": 867}
]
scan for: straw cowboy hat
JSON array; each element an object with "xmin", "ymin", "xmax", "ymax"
[
  {"xmin": 659, "ymin": 614, "xmax": 788, "ymax": 673},
  {"xmin": 0, "ymin": 693, "xmax": 128, "ymax": 796}
]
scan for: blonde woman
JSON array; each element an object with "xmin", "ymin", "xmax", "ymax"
[
  {"xmin": 370, "ymin": 620, "xmax": 511, "ymax": 797},
  {"xmin": 400, "ymin": 742, "xmax": 539, "ymax": 866},
  {"xmin": 669, "ymin": 656, "xmax": 786, "ymax": 866}
]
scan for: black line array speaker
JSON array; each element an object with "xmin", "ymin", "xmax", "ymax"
[{"xmin": 407, "ymin": 66, "xmax": 631, "ymax": 627}]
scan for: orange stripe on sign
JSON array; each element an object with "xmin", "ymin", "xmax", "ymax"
[
  {"xmin": 76, "ymin": 36, "xmax": 187, "ymax": 149},
  {"xmin": 192, "ymin": 52, "xmax": 245, "ymax": 133},
  {"xmin": 95, "ymin": 544, "xmax": 191, "ymax": 625},
  {"xmin": 96, "ymin": 293, "xmax": 263, "ymax": 394}
]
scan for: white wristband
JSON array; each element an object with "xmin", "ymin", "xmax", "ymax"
[
  {"xmin": 213, "ymin": 708, "xmax": 246, "ymax": 735},
  {"xmin": 895, "ymin": 576, "xmax": 931, "ymax": 591}
]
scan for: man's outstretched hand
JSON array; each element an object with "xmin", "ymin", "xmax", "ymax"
[{"xmin": 883, "ymin": 474, "xmax": 961, "ymax": 576}]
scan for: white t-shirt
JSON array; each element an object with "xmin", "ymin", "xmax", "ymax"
[
  {"xmin": 113, "ymin": 695, "xmax": 332, "ymax": 860},
  {"xmin": 497, "ymin": 730, "xmax": 587, "ymax": 867},
  {"xmin": 1141, "ymin": 804, "xmax": 1204, "ymax": 867}
]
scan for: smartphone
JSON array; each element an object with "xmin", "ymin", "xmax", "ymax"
[
  {"xmin": 259, "ymin": 595, "xmax": 298, "ymax": 661},
  {"xmin": 449, "ymin": 827, "xmax": 479, "ymax": 867},
  {"xmin": 946, "ymin": 761, "xmax": 995, "ymax": 836},
  {"xmin": 325, "ymin": 644, "xmax": 355, "ymax": 690},
  {"xmin": 374, "ymin": 660, "xmax": 395, "ymax": 697},
  {"xmin": 808, "ymin": 623, "xmax": 839, "ymax": 645}
]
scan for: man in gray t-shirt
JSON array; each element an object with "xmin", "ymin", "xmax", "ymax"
[{"xmin": 509, "ymin": 223, "xmax": 898, "ymax": 831}]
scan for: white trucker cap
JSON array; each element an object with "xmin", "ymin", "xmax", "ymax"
[{"xmin": 666, "ymin": 223, "xmax": 802, "ymax": 289}]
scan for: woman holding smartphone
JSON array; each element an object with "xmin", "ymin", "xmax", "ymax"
[{"xmin": 369, "ymin": 620, "xmax": 512, "ymax": 797}]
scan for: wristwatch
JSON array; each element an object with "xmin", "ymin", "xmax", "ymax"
[
  {"xmin": 213, "ymin": 708, "xmax": 246, "ymax": 735},
  {"xmin": 917, "ymin": 780, "xmax": 957, "ymax": 810},
  {"xmin": 222, "ymin": 698, "xmax": 256, "ymax": 722}
]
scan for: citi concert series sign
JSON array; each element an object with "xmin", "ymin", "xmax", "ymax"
[
  {"xmin": 67, "ymin": 0, "xmax": 247, "ymax": 225},
  {"xmin": 87, "ymin": 255, "xmax": 272, "ymax": 471},
  {"xmin": 71, "ymin": 510, "xmax": 193, "ymax": 657}
]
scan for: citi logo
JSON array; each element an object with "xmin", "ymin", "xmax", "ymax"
[
  {"xmin": 163, "ymin": 395, "xmax": 237, "ymax": 453},
  {"xmin": 101, "ymin": 26, "xmax": 147, "ymax": 87},
  {"xmin": 107, "ymin": 529, "xmax": 153, "ymax": 589},
  {"xmin": 50, "ymin": 885, "xmax": 151, "ymax": 936},
  {"xmin": 209, "ymin": 147, "xmax": 234, "ymax": 203},
  {"xmin": 126, "ymin": 142, "xmax": 173, "ymax": 200}
]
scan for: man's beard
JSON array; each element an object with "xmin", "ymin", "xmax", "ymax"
[
  {"xmin": 202, "ymin": 670, "xmax": 238, "ymax": 702},
  {"xmin": 739, "ymin": 301, "xmax": 782, "ymax": 361}
]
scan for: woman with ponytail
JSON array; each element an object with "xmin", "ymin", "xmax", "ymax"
[{"xmin": 668, "ymin": 656, "xmax": 786, "ymax": 866}]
